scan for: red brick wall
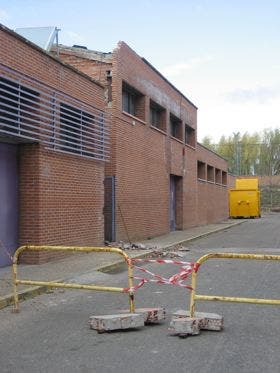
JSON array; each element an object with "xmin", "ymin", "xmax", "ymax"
[
  {"xmin": 114, "ymin": 119, "xmax": 170, "ymax": 240},
  {"xmin": 196, "ymin": 144, "xmax": 229, "ymax": 223},
  {"xmin": 228, "ymin": 174, "xmax": 236, "ymax": 189},
  {"xmin": 183, "ymin": 146, "xmax": 199, "ymax": 227},
  {"xmin": 55, "ymin": 49, "xmax": 112, "ymax": 87},
  {"xmin": 19, "ymin": 145, "xmax": 104, "ymax": 263},
  {"xmin": 0, "ymin": 27, "xmax": 105, "ymax": 107},
  {"xmin": 57, "ymin": 40, "xmax": 230, "ymax": 241},
  {"xmin": 110, "ymin": 42, "xmax": 199, "ymax": 240},
  {"xmin": 1, "ymin": 26, "xmax": 106, "ymax": 263}
]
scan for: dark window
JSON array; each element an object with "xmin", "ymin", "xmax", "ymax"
[
  {"xmin": 122, "ymin": 82, "xmax": 145, "ymax": 120},
  {"xmin": 185, "ymin": 124, "xmax": 196, "ymax": 147},
  {"xmin": 170, "ymin": 113, "xmax": 182, "ymax": 140},
  {"xmin": 60, "ymin": 103, "xmax": 95, "ymax": 155},
  {"xmin": 207, "ymin": 165, "xmax": 214, "ymax": 182},
  {"xmin": 222, "ymin": 171, "xmax": 227, "ymax": 185},
  {"xmin": 150, "ymin": 100, "xmax": 166, "ymax": 131},
  {"xmin": 215, "ymin": 168, "xmax": 222, "ymax": 184},
  {"xmin": 197, "ymin": 161, "xmax": 206, "ymax": 180},
  {"xmin": 0, "ymin": 77, "xmax": 39, "ymax": 136},
  {"xmin": 122, "ymin": 89, "xmax": 135, "ymax": 115}
]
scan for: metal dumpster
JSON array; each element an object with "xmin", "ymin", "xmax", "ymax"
[
  {"xmin": 229, "ymin": 178, "xmax": 261, "ymax": 218},
  {"xmin": 235, "ymin": 178, "xmax": 259, "ymax": 190}
]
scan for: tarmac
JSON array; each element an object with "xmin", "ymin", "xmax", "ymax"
[{"xmin": 0, "ymin": 219, "xmax": 244, "ymax": 310}]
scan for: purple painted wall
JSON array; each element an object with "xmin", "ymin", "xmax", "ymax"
[{"xmin": 0, "ymin": 142, "xmax": 18, "ymax": 267}]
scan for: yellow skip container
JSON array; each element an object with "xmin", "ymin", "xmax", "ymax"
[{"xmin": 229, "ymin": 178, "xmax": 261, "ymax": 218}]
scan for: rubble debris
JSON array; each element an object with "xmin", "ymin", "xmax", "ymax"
[
  {"xmin": 104, "ymin": 241, "xmax": 190, "ymax": 259},
  {"xmin": 178, "ymin": 246, "xmax": 190, "ymax": 252},
  {"xmin": 171, "ymin": 243, "xmax": 190, "ymax": 252},
  {"xmin": 132, "ymin": 243, "xmax": 146, "ymax": 249},
  {"xmin": 147, "ymin": 249, "xmax": 187, "ymax": 260},
  {"xmin": 116, "ymin": 241, "xmax": 157, "ymax": 251},
  {"xmin": 169, "ymin": 251, "xmax": 185, "ymax": 258}
]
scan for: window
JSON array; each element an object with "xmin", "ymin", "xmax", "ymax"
[
  {"xmin": 207, "ymin": 165, "xmax": 214, "ymax": 182},
  {"xmin": 215, "ymin": 168, "xmax": 222, "ymax": 184},
  {"xmin": 185, "ymin": 124, "xmax": 195, "ymax": 147},
  {"xmin": 122, "ymin": 82, "xmax": 145, "ymax": 120},
  {"xmin": 0, "ymin": 77, "xmax": 39, "ymax": 135},
  {"xmin": 150, "ymin": 100, "xmax": 166, "ymax": 131},
  {"xmin": 122, "ymin": 88, "xmax": 135, "ymax": 115},
  {"xmin": 60, "ymin": 103, "xmax": 95, "ymax": 155},
  {"xmin": 222, "ymin": 171, "xmax": 227, "ymax": 185},
  {"xmin": 170, "ymin": 113, "xmax": 182, "ymax": 140},
  {"xmin": 197, "ymin": 161, "xmax": 206, "ymax": 180}
]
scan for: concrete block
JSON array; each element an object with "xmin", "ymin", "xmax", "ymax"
[
  {"xmin": 169, "ymin": 316, "xmax": 202, "ymax": 337},
  {"xmin": 132, "ymin": 307, "xmax": 165, "ymax": 324},
  {"xmin": 173, "ymin": 310, "xmax": 223, "ymax": 331},
  {"xmin": 89, "ymin": 313, "xmax": 145, "ymax": 333}
]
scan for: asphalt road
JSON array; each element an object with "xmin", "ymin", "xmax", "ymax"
[{"xmin": 0, "ymin": 213, "xmax": 280, "ymax": 373}]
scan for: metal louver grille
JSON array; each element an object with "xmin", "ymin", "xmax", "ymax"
[{"xmin": 0, "ymin": 64, "xmax": 110, "ymax": 160}]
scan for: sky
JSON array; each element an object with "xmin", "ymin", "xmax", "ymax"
[{"xmin": 1, "ymin": 0, "xmax": 280, "ymax": 142}]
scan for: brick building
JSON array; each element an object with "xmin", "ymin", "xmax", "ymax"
[
  {"xmin": 0, "ymin": 25, "xmax": 109, "ymax": 265},
  {"xmin": 56, "ymin": 41, "xmax": 229, "ymax": 242}
]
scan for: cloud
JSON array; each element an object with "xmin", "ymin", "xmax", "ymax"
[
  {"xmin": 0, "ymin": 8, "xmax": 9, "ymax": 22},
  {"xmin": 224, "ymin": 86, "xmax": 280, "ymax": 104},
  {"xmin": 161, "ymin": 56, "xmax": 213, "ymax": 77}
]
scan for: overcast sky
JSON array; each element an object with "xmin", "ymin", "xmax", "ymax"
[{"xmin": 1, "ymin": 0, "xmax": 280, "ymax": 142}]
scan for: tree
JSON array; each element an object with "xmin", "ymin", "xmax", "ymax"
[
  {"xmin": 201, "ymin": 136, "xmax": 216, "ymax": 151},
  {"xmin": 201, "ymin": 128, "xmax": 280, "ymax": 176},
  {"xmin": 257, "ymin": 128, "xmax": 280, "ymax": 175}
]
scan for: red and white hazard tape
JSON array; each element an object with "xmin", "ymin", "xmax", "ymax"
[{"xmin": 123, "ymin": 258, "xmax": 200, "ymax": 293}]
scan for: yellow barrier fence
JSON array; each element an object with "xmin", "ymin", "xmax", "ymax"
[
  {"xmin": 12, "ymin": 245, "xmax": 135, "ymax": 313},
  {"xmin": 189, "ymin": 253, "xmax": 280, "ymax": 317}
]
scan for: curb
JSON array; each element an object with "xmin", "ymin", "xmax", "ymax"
[
  {"xmin": 0, "ymin": 220, "xmax": 245, "ymax": 310},
  {"xmin": 0, "ymin": 285, "xmax": 52, "ymax": 310},
  {"xmin": 0, "ymin": 251, "xmax": 154, "ymax": 311},
  {"xmin": 163, "ymin": 221, "xmax": 245, "ymax": 250}
]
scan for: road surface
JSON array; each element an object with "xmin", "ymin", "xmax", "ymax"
[{"xmin": 0, "ymin": 213, "xmax": 279, "ymax": 372}]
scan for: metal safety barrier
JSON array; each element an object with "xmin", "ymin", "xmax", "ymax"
[
  {"xmin": 189, "ymin": 253, "xmax": 280, "ymax": 317},
  {"xmin": 12, "ymin": 245, "xmax": 135, "ymax": 313}
]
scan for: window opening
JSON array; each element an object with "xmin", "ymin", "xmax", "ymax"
[
  {"xmin": 170, "ymin": 113, "xmax": 182, "ymax": 140},
  {"xmin": 150, "ymin": 100, "xmax": 166, "ymax": 131},
  {"xmin": 197, "ymin": 161, "xmax": 206, "ymax": 180},
  {"xmin": 207, "ymin": 165, "xmax": 214, "ymax": 182},
  {"xmin": 185, "ymin": 124, "xmax": 195, "ymax": 147},
  {"xmin": 122, "ymin": 82, "xmax": 145, "ymax": 121},
  {"xmin": 215, "ymin": 168, "xmax": 222, "ymax": 184}
]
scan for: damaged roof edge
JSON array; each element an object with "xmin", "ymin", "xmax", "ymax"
[
  {"xmin": 141, "ymin": 57, "xmax": 198, "ymax": 110},
  {"xmin": 55, "ymin": 44, "xmax": 113, "ymax": 62},
  {"xmin": 0, "ymin": 23, "xmax": 104, "ymax": 89},
  {"xmin": 58, "ymin": 39, "xmax": 198, "ymax": 110}
]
